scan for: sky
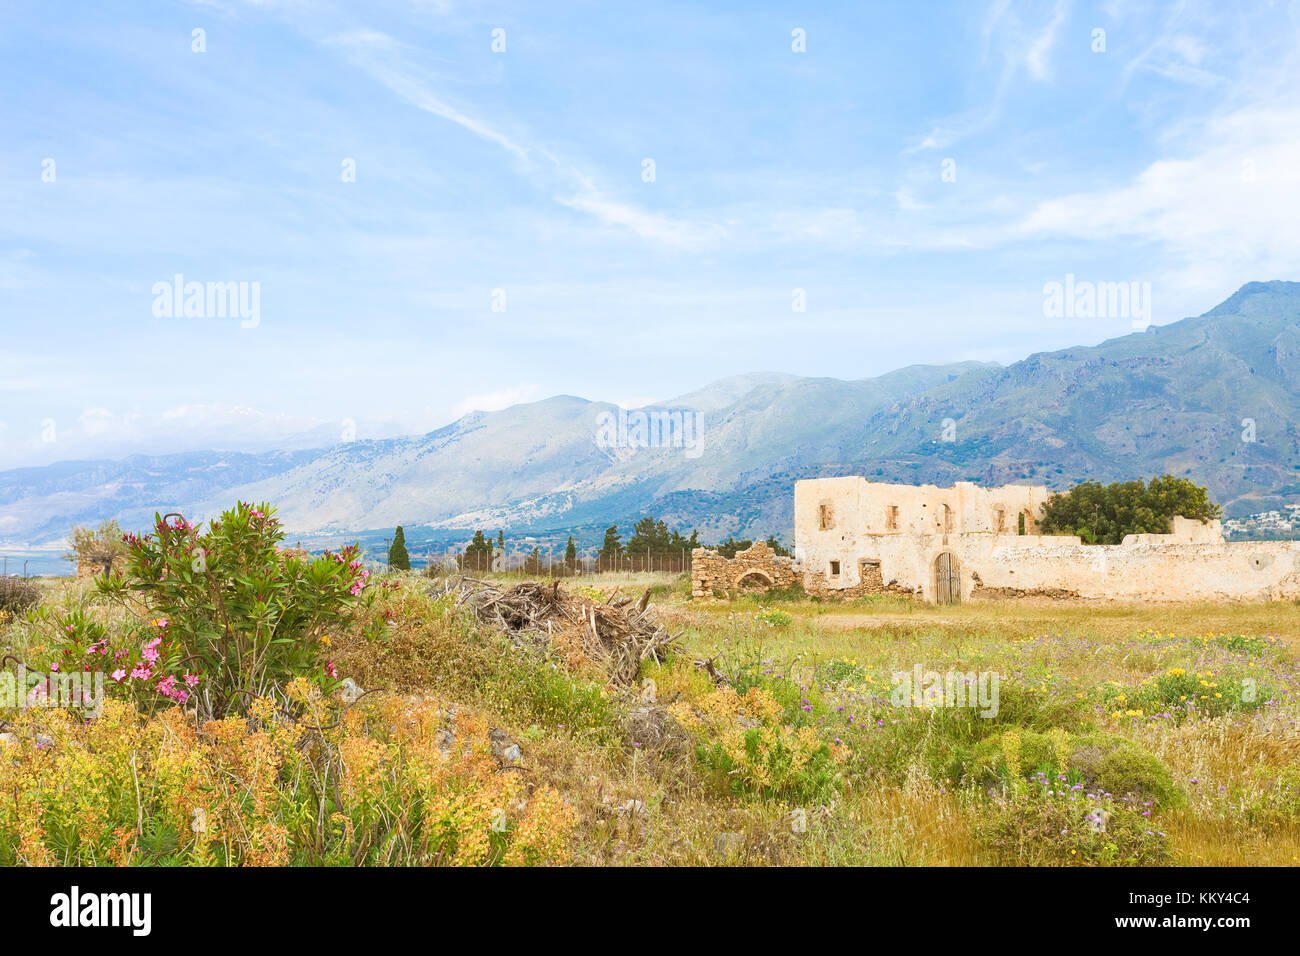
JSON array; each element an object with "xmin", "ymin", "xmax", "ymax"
[{"xmin": 2, "ymin": 0, "xmax": 1299, "ymax": 467}]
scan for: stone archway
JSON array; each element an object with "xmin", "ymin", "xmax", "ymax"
[{"xmin": 735, "ymin": 569, "xmax": 775, "ymax": 589}]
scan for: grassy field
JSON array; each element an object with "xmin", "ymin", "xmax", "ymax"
[{"xmin": 2, "ymin": 570, "xmax": 1297, "ymax": 866}]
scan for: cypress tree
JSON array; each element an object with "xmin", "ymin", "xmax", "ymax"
[
  {"xmin": 598, "ymin": 526, "xmax": 621, "ymax": 569},
  {"xmin": 388, "ymin": 526, "xmax": 411, "ymax": 571}
]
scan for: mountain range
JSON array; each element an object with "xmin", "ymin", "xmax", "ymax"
[{"xmin": 5, "ymin": 281, "xmax": 1300, "ymax": 551}]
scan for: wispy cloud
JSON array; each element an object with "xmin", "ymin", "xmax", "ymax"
[
  {"xmin": 1025, "ymin": 0, "xmax": 1071, "ymax": 80},
  {"xmin": 327, "ymin": 29, "xmax": 722, "ymax": 249},
  {"xmin": 908, "ymin": 0, "xmax": 1073, "ymax": 152},
  {"xmin": 329, "ymin": 30, "xmax": 530, "ymax": 162}
]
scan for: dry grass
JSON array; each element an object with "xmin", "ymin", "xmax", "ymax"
[{"xmin": 6, "ymin": 571, "xmax": 1299, "ymax": 866}]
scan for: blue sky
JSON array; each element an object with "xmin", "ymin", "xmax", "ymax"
[{"xmin": 2, "ymin": 0, "xmax": 1299, "ymax": 467}]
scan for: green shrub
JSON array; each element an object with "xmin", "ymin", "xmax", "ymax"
[
  {"xmin": 95, "ymin": 502, "xmax": 369, "ymax": 718},
  {"xmin": 964, "ymin": 729, "xmax": 1183, "ymax": 808},
  {"xmin": 755, "ymin": 606, "xmax": 793, "ymax": 629},
  {"xmin": 1242, "ymin": 765, "xmax": 1300, "ymax": 830},
  {"xmin": 975, "ymin": 784, "xmax": 1173, "ymax": 866},
  {"xmin": 480, "ymin": 648, "xmax": 621, "ymax": 746},
  {"xmin": 818, "ymin": 657, "xmax": 866, "ymax": 687},
  {"xmin": 1102, "ymin": 666, "xmax": 1265, "ymax": 720},
  {"xmin": 0, "ymin": 576, "xmax": 41, "ymax": 616}
]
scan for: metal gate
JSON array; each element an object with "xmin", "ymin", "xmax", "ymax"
[{"xmin": 934, "ymin": 552, "xmax": 960, "ymax": 605}]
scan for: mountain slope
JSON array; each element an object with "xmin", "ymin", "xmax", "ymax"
[{"xmin": 3, "ymin": 282, "xmax": 1299, "ymax": 546}]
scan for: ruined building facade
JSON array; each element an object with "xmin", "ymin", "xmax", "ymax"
[{"xmin": 787, "ymin": 477, "xmax": 1300, "ymax": 604}]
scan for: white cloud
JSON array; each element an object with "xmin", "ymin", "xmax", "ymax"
[
  {"xmin": 451, "ymin": 384, "xmax": 541, "ymax": 417},
  {"xmin": 1014, "ymin": 107, "xmax": 1300, "ymax": 261},
  {"xmin": 1025, "ymin": 0, "xmax": 1070, "ymax": 81}
]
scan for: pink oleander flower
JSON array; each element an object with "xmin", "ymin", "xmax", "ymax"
[
  {"xmin": 184, "ymin": 673, "xmax": 201, "ymax": 688},
  {"xmin": 49, "ymin": 662, "xmax": 59, "ymax": 672},
  {"xmin": 325, "ymin": 661, "xmax": 338, "ymax": 679},
  {"xmin": 130, "ymin": 665, "xmax": 152, "ymax": 681},
  {"xmin": 111, "ymin": 668, "xmax": 126, "ymax": 682}
]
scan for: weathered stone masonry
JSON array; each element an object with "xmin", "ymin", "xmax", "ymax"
[
  {"xmin": 691, "ymin": 541, "xmax": 797, "ymax": 598},
  {"xmin": 791, "ymin": 477, "xmax": 1300, "ymax": 604}
]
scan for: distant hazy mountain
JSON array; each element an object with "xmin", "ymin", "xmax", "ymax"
[
  {"xmin": 4, "ymin": 281, "xmax": 1299, "ymax": 547},
  {"xmin": 0, "ymin": 449, "xmax": 320, "ymax": 545}
]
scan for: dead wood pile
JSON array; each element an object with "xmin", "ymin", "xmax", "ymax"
[{"xmin": 428, "ymin": 577, "xmax": 681, "ymax": 684}]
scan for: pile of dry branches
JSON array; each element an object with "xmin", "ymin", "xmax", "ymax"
[{"xmin": 428, "ymin": 577, "xmax": 681, "ymax": 684}]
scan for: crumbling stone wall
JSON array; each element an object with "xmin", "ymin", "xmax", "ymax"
[
  {"xmin": 691, "ymin": 542, "xmax": 797, "ymax": 598},
  {"xmin": 803, "ymin": 558, "xmax": 919, "ymax": 599},
  {"xmin": 794, "ymin": 476, "xmax": 1300, "ymax": 604}
]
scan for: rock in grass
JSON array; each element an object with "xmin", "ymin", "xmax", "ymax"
[
  {"xmin": 339, "ymin": 677, "xmax": 364, "ymax": 703},
  {"xmin": 489, "ymin": 728, "xmax": 522, "ymax": 765}
]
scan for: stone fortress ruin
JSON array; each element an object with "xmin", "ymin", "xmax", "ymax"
[{"xmin": 692, "ymin": 478, "xmax": 1300, "ymax": 604}]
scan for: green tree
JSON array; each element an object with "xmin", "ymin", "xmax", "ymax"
[
  {"xmin": 463, "ymin": 530, "xmax": 493, "ymax": 572},
  {"xmin": 626, "ymin": 517, "xmax": 700, "ymax": 555},
  {"xmin": 598, "ymin": 526, "xmax": 621, "ymax": 561},
  {"xmin": 388, "ymin": 525, "xmax": 411, "ymax": 571},
  {"xmin": 565, "ymin": 535, "xmax": 577, "ymax": 571},
  {"xmin": 63, "ymin": 519, "xmax": 128, "ymax": 576},
  {"xmin": 1039, "ymin": 476, "xmax": 1221, "ymax": 544}
]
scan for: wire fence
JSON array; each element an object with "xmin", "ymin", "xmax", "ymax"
[{"xmin": 424, "ymin": 551, "xmax": 695, "ymax": 577}]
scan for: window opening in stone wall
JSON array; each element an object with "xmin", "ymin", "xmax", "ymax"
[{"xmin": 819, "ymin": 503, "xmax": 834, "ymax": 530}]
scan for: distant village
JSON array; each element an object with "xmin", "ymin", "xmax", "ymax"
[{"xmin": 1224, "ymin": 504, "xmax": 1300, "ymax": 540}]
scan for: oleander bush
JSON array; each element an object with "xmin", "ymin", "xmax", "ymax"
[{"xmin": 92, "ymin": 502, "xmax": 368, "ymax": 718}]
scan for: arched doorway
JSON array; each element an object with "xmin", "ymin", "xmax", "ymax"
[
  {"xmin": 735, "ymin": 570, "xmax": 774, "ymax": 589},
  {"xmin": 933, "ymin": 552, "xmax": 961, "ymax": 605}
]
